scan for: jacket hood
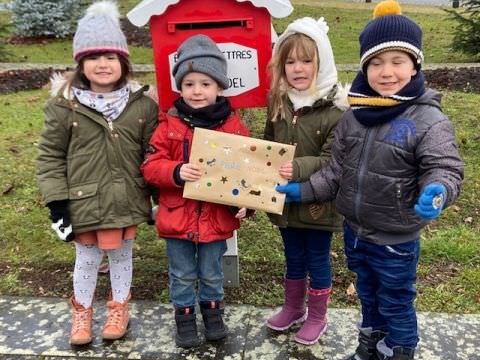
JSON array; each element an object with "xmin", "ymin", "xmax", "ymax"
[
  {"xmin": 48, "ymin": 72, "xmax": 157, "ymax": 103},
  {"xmin": 274, "ymin": 17, "xmax": 338, "ymax": 101}
]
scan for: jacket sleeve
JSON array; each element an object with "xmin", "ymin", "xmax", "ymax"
[
  {"xmin": 142, "ymin": 97, "xmax": 159, "ymax": 154},
  {"xmin": 263, "ymin": 107, "xmax": 275, "ymax": 141},
  {"xmin": 36, "ymin": 102, "xmax": 70, "ymax": 204},
  {"xmin": 292, "ymin": 107, "xmax": 343, "ymax": 182},
  {"xmin": 301, "ymin": 114, "xmax": 348, "ymax": 203},
  {"xmin": 141, "ymin": 117, "xmax": 183, "ymax": 189},
  {"xmin": 415, "ymin": 114, "xmax": 464, "ymax": 207}
]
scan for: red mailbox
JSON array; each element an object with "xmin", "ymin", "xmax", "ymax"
[{"xmin": 127, "ymin": 0, "xmax": 293, "ymax": 111}]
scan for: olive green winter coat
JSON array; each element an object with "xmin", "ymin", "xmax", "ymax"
[
  {"xmin": 264, "ymin": 95, "xmax": 345, "ymax": 232},
  {"xmin": 36, "ymin": 82, "xmax": 158, "ymax": 233}
]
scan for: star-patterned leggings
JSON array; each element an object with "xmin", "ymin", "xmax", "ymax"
[{"xmin": 73, "ymin": 240, "xmax": 133, "ymax": 307}]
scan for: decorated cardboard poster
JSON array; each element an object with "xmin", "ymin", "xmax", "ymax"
[{"xmin": 183, "ymin": 128, "xmax": 295, "ymax": 214}]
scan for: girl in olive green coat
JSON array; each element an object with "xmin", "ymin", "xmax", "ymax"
[
  {"xmin": 264, "ymin": 17, "xmax": 348, "ymax": 345},
  {"xmin": 36, "ymin": 1, "xmax": 157, "ymax": 346}
]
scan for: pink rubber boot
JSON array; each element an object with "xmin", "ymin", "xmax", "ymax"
[
  {"xmin": 294, "ymin": 288, "xmax": 330, "ymax": 345},
  {"xmin": 266, "ymin": 278, "xmax": 307, "ymax": 331}
]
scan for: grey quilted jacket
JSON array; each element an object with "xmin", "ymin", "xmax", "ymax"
[{"xmin": 301, "ymin": 88, "xmax": 464, "ymax": 245}]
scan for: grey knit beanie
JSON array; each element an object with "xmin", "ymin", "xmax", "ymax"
[
  {"xmin": 73, "ymin": 1, "xmax": 129, "ymax": 62},
  {"xmin": 172, "ymin": 35, "xmax": 229, "ymax": 90}
]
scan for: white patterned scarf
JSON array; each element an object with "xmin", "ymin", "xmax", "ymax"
[{"xmin": 72, "ymin": 84, "xmax": 130, "ymax": 122}]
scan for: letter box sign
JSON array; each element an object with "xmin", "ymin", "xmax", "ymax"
[{"xmin": 127, "ymin": 0, "xmax": 293, "ymax": 111}]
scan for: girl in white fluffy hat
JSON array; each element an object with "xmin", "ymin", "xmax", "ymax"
[
  {"xmin": 264, "ymin": 17, "xmax": 348, "ymax": 345},
  {"xmin": 36, "ymin": 1, "xmax": 157, "ymax": 345}
]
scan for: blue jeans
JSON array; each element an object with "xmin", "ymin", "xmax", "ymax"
[
  {"xmin": 344, "ymin": 223, "xmax": 420, "ymax": 349},
  {"xmin": 166, "ymin": 238, "xmax": 227, "ymax": 308},
  {"xmin": 280, "ymin": 227, "xmax": 332, "ymax": 289}
]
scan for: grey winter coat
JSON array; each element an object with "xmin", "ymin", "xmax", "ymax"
[{"xmin": 301, "ymin": 88, "xmax": 464, "ymax": 245}]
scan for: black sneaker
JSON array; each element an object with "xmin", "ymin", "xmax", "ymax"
[
  {"xmin": 200, "ymin": 301, "xmax": 228, "ymax": 341},
  {"xmin": 174, "ymin": 307, "xmax": 202, "ymax": 348},
  {"xmin": 347, "ymin": 329, "xmax": 386, "ymax": 360}
]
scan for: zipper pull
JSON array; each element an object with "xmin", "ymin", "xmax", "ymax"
[
  {"xmin": 108, "ymin": 121, "xmax": 113, "ymax": 132},
  {"xmin": 292, "ymin": 115, "xmax": 298, "ymax": 125}
]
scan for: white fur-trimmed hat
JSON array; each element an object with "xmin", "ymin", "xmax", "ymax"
[
  {"xmin": 73, "ymin": 1, "xmax": 129, "ymax": 62},
  {"xmin": 274, "ymin": 17, "xmax": 338, "ymax": 101}
]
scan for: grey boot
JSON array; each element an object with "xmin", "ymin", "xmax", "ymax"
[
  {"xmin": 347, "ymin": 327, "xmax": 386, "ymax": 360},
  {"xmin": 376, "ymin": 338, "xmax": 415, "ymax": 360}
]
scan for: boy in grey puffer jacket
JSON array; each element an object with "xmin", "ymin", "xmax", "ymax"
[{"xmin": 276, "ymin": 1, "xmax": 464, "ymax": 359}]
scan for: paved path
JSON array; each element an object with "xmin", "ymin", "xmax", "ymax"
[
  {"xmin": 0, "ymin": 296, "xmax": 479, "ymax": 359},
  {"xmin": 1, "ymin": 62, "xmax": 480, "ymax": 74}
]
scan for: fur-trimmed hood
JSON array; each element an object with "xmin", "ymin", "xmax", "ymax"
[{"xmin": 48, "ymin": 72, "xmax": 158, "ymax": 103}]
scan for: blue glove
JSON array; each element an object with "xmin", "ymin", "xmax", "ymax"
[
  {"xmin": 414, "ymin": 183, "xmax": 447, "ymax": 220},
  {"xmin": 276, "ymin": 182, "xmax": 301, "ymax": 203}
]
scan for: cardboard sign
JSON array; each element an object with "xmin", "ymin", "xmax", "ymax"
[{"xmin": 183, "ymin": 128, "xmax": 295, "ymax": 214}]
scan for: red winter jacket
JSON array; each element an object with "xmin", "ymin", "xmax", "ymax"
[{"xmin": 141, "ymin": 110, "xmax": 250, "ymax": 242}]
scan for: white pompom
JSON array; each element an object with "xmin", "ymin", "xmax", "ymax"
[{"xmin": 86, "ymin": 1, "xmax": 120, "ymax": 25}]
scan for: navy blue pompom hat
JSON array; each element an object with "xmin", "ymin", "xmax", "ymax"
[{"xmin": 359, "ymin": 0, "xmax": 423, "ymax": 72}]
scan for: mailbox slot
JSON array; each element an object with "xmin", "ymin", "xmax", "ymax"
[{"xmin": 168, "ymin": 18, "xmax": 253, "ymax": 33}]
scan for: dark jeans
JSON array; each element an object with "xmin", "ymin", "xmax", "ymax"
[
  {"xmin": 344, "ymin": 223, "xmax": 420, "ymax": 349},
  {"xmin": 280, "ymin": 227, "xmax": 332, "ymax": 289}
]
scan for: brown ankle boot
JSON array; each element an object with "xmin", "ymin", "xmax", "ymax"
[
  {"xmin": 69, "ymin": 296, "xmax": 93, "ymax": 345},
  {"xmin": 101, "ymin": 293, "xmax": 130, "ymax": 340}
]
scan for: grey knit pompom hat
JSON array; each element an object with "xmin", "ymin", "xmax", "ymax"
[
  {"xmin": 172, "ymin": 34, "xmax": 229, "ymax": 90},
  {"xmin": 73, "ymin": 1, "xmax": 129, "ymax": 62}
]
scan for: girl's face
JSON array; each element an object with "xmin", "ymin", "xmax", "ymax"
[
  {"xmin": 366, "ymin": 51, "xmax": 417, "ymax": 96},
  {"xmin": 284, "ymin": 48, "xmax": 316, "ymax": 91},
  {"xmin": 180, "ymin": 72, "xmax": 222, "ymax": 109},
  {"xmin": 82, "ymin": 53, "xmax": 122, "ymax": 93}
]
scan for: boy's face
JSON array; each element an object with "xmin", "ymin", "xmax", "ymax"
[
  {"xmin": 180, "ymin": 72, "xmax": 222, "ymax": 109},
  {"xmin": 366, "ymin": 51, "xmax": 417, "ymax": 97},
  {"xmin": 82, "ymin": 52, "xmax": 122, "ymax": 93}
]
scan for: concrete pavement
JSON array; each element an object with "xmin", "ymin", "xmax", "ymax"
[{"xmin": 0, "ymin": 296, "xmax": 479, "ymax": 359}]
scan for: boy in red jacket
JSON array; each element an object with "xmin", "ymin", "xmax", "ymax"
[{"xmin": 141, "ymin": 34, "xmax": 249, "ymax": 348}]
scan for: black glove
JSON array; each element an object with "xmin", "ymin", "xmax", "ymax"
[{"xmin": 46, "ymin": 200, "xmax": 74, "ymax": 242}]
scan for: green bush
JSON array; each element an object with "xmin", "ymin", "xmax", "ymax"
[{"xmin": 446, "ymin": 0, "xmax": 480, "ymax": 57}]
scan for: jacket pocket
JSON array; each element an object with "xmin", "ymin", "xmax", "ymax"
[
  {"xmin": 209, "ymin": 205, "xmax": 239, "ymax": 236},
  {"xmin": 68, "ymin": 182, "xmax": 100, "ymax": 226},
  {"xmin": 157, "ymin": 192, "xmax": 189, "ymax": 235}
]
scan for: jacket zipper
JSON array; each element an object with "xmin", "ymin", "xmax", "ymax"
[
  {"xmin": 183, "ymin": 138, "xmax": 189, "ymax": 162},
  {"xmin": 194, "ymin": 202, "xmax": 202, "ymax": 243},
  {"xmin": 354, "ymin": 127, "xmax": 377, "ymax": 227},
  {"xmin": 395, "ymin": 183, "xmax": 408, "ymax": 224}
]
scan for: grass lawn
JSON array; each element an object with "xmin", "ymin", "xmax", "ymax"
[
  {"xmin": 0, "ymin": 80, "xmax": 479, "ymax": 312},
  {"xmin": 0, "ymin": 0, "xmax": 478, "ymax": 313}
]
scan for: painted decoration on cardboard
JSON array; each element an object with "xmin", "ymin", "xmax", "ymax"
[{"xmin": 183, "ymin": 128, "xmax": 295, "ymax": 214}]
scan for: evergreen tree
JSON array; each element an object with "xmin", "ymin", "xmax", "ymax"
[
  {"xmin": 446, "ymin": 0, "xmax": 480, "ymax": 57},
  {"xmin": 10, "ymin": 0, "xmax": 84, "ymax": 38},
  {"xmin": 0, "ymin": 20, "xmax": 10, "ymax": 61}
]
